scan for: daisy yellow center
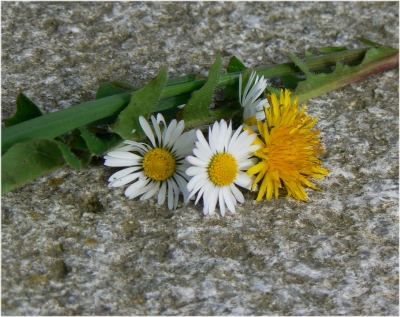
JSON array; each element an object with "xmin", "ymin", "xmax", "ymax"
[
  {"xmin": 142, "ymin": 148, "xmax": 176, "ymax": 181},
  {"xmin": 208, "ymin": 153, "xmax": 238, "ymax": 186}
]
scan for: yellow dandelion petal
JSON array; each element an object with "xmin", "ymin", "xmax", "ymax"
[{"xmin": 247, "ymin": 89, "xmax": 328, "ymax": 201}]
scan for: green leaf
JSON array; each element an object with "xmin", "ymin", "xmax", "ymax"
[
  {"xmin": 358, "ymin": 37, "xmax": 382, "ymax": 47},
  {"xmin": 224, "ymin": 56, "xmax": 248, "ymax": 100},
  {"xmin": 95, "ymin": 83, "xmax": 127, "ymax": 99},
  {"xmin": 112, "ymin": 66, "xmax": 168, "ymax": 140},
  {"xmin": 305, "ymin": 50, "xmax": 314, "ymax": 58},
  {"xmin": 69, "ymin": 129, "xmax": 89, "ymax": 150},
  {"xmin": 289, "ymin": 46, "xmax": 399, "ymax": 102},
  {"xmin": 79, "ymin": 128, "xmax": 123, "ymax": 155},
  {"xmin": 317, "ymin": 46, "xmax": 348, "ymax": 54},
  {"xmin": 183, "ymin": 54, "xmax": 222, "ymax": 122},
  {"xmin": 154, "ymin": 93, "xmax": 192, "ymax": 112},
  {"xmin": 166, "ymin": 74, "xmax": 197, "ymax": 86},
  {"xmin": 4, "ymin": 93, "xmax": 43, "ymax": 127},
  {"xmin": 265, "ymin": 86, "xmax": 281, "ymax": 96},
  {"xmin": 280, "ymin": 74, "xmax": 303, "ymax": 89},
  {"xmin": 56, "ymin": 130, "xmax": 93, "ymax": 169},
  {"xmin": 2, "ymin": 92, "xmax": 132, "ymax": 155},
  {"xmin": 55, "ymin": 140, "xmax": 85, "ymax": 170},
  {"xmin": 2, "ymin": 139, "xmax": 65, "ymax": 194},
  {"xmin": 226, "ymin": 56, "xmax": 246, "ymax": 73},
  {"xmin": 361, "ymin": 46, "xmax": 397, "ymax": 64},
  {"xmin": 110, "ymin": 80, "xmax": 139, "ymax": 91}
]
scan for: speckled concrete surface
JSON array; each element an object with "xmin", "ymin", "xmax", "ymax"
[{"xmin": 1, "ymin": 1, "xmax": 399, "ymax": 315}]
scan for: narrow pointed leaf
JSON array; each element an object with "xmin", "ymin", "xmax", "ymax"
[
  {"xmin": 226, "ymin": 56, "xmax": 246, "ymax": 73},
  {"xmin": 317, "ymin": 46, "xmax": 348, "ymax": 54},
  {"xmin": 280, "ymin": 74, "xmax": 303, "ymax": 89},
  {"xmin": 55, "ymin": 141, "xmax": 85, "ymax": 170},
  {"xmin": 305, "ymin": 50, "xmax": 314, "ymax": 58},
  {"xmin": 224, "ymin": 56, "xmax": 247, "ymax": 99},
  {"xmin": 153, "ymin": 93, "xmax": 192, "ymax": 112},
  {"xmin": 95, "ymin": 83, "xmax": 127, "ymax": 99},
  {"xmin": 183, "ymin": 54, "xmax": 222, "ymax": 121},
  {"xmin": 357, "ymin": 37, "xmax": 382, "ymax": 47},
  {"xmin": 112, "ymin": 66, "xmax": 168, "ymax": 140},
  {"xmin": 290, "ymin": 46, "xmax": 399, "ymax": 102},
  {"xmin": 110, "ymin": 80, "xmax": 139, "ymax": 91},
  {"xmin": 4, "ymin": 93, "xmax": 43, "ymax": 127},
  {"xmin": 166, "ymin": 74, "xmax": 197, "ymax": 86}
]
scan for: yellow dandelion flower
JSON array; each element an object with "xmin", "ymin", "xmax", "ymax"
[{"xmin": 247, "ymin": 89, "xmax": 328, "ymax": 201}]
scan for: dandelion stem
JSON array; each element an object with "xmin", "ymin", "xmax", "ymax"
[{"xmin": 0, "ymin": 47, "xmax": 378, "ymax": 155}]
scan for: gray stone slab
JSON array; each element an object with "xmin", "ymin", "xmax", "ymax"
[{"xmin": 1, "ymin": 1, "xmax": 399, "ymax": 315}]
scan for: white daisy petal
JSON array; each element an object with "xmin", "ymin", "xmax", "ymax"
[
  {"xmin": 193, "ymin": 147, "xmax": 211, "ymax": 162},
  {"xmin": 230, "ymin": 130, "xmax": 252, "ymax": 156},
  {"xmin": 207, "ymin": 186, "xmax": 219, "ymax": 216},
  {"xmin": 123, "ymin": 141, "xmax": 151, "ymax": 152},
  {"xmin": 158, "ymin": 181, "xmax": 167, "ymax": 205},
  {"xmin": 167, "ymin": 179, "xmax": 174, "ymax": 210},
  {"xmin": 125, "ymin": 179, "xmax": 151, "ymax": 198},
  {"xmin": 124, "ymin": 187, "xmax": 147, "ymax": 200},
  {"xmin": 227, "ymin": 125, "xmax": 243, "ymax": 153},
  {"xmin": 186, "ymin": 156, "xmax": 208, "ymax": 167},
  {"xmin": 216, "ymin": 119, "xmax": 227, "ymax": 152},
  {"xmin": 185, "ymin": 119, "xmax": 259, "ymax": 217},
  {"xmin": 194, "ymin": 140, "xmax": 213, "ymax": 157},
  {"xmin": 157, "ymin": 113, "xmax": 167, "ymax": 126},
  {"xmin": 104, "ymin": 158, "xmax": 139, "ymax": 167},
  {"xmin": 164, "ymin": 119, "xmax": 177, "ymax": 147},
  {"xmin": 172, "ymin": 180, "xmax": 180, "ymax": 209},
  {"xmin": 106, "ymin": 151, "xmax": 142, "ymax": 160},
  {"xmin": 168, "ymin": 120, "xmax": 185, "ymax": 147},
  {"xmin": 173, "ymin": 173, "xmax": 190, "ymax": 201},
  {"xmin": 151, "ymin": 115, "xmax": 162, "ymax": 146},
  {"xmin": 141, "ymin": 181, "xmax": 160, "ymax": 200},
  {"xmin": 234, "ymin": 172, "xmax": 254, "ymax": 189},
  {"xmin": 173, "ymin": 129, "xmax": 197, "ymax": 157},
  {"xmin": 222, "ymin": 186, "xmax": 236, "ymax": 214},
  {"xmin": 193, "ymin": 182, "xmax": 209, "ymax": 205},
  {"xmin": 238, "ymin": 158, "xmax": 259, "ymax": 170},
  {"xmin": 139, "ymin": 116, "xmax": 156, "ymax": 147},
  {"xmin": 202, "ymin": 184, "xmax": 214, "ymax": 215},
  {"xmin": 187, "ymin": 173, "xmax": 209, "ymax": 192},
  {"xmin": 224, "ymin": 121, "xmax": 233, "ymax": 151},
  {"xmin": 208, "ymin": 125, "xmax": 217, "ymax": 154},
  {"xmin": 218, "ymin": 189, "xmax": 226, "ymax": 217},
  {"xmin": 108, "ymin": 167, "xmax": 140, "ymax": 182},
  {"xmin": 242, "ymin": 71, "xmax": 256, "ymax": 105},
  {"xmin": 109, "ymin": 172, "xmax": 142, "ymax": 187},
  {"xmin": 230, "ymin": 183, "xmax": 245, "ymax": 204},
  {"xmin": 240, "ymin": 70, "xmax": 268, "ymax": 124},
  {"xmin": 112, "ymin": 145, "xmax": 140, "ymax": 152},
  {"xmin": 186, "ymin": 166, "xmax": 207, "ymax": 177},
  {"xmin": 239, "ymin": 73, "xmax": 243, "ymax": 104},
  {"xmin": 104, "ymin": 113, "xmax": 196, "ymax": 210},
  {"xmin": 196, "ymin": 130, "xmax": 213, "ymax": 155}
]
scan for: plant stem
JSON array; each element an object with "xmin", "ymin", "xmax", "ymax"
[{"xmin": 1, "ymin": 47, "xmax": 369, "ymax": 155}]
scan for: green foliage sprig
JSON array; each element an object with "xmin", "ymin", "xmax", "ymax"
[{"xmin": 2, "ymin": 39, "xmax": 398, "ymax": 194}]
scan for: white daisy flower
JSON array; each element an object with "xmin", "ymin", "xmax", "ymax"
[
  {"xmin": 185, "ymin": 119, "xmax": 260, "ymax": 216},
  {"xmin": 104, "ymin": 113, "xmax": 196, "ymax": 210},
  {"xmin": 239, "ymin": 70, "xmax": 269, "ymax": 126}
]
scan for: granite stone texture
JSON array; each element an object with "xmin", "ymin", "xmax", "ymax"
[{"xmin": 1, "ymin": 1, "xmax": 399, "ymax": 315}]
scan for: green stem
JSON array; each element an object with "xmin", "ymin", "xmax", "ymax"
[
  {"xmin": 1, "ymin": 47, "xmax": 369, "ymax": 155},
  {"xmin": 161, "ymin": 48, "xmax": 369, "ymax": 98}
]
